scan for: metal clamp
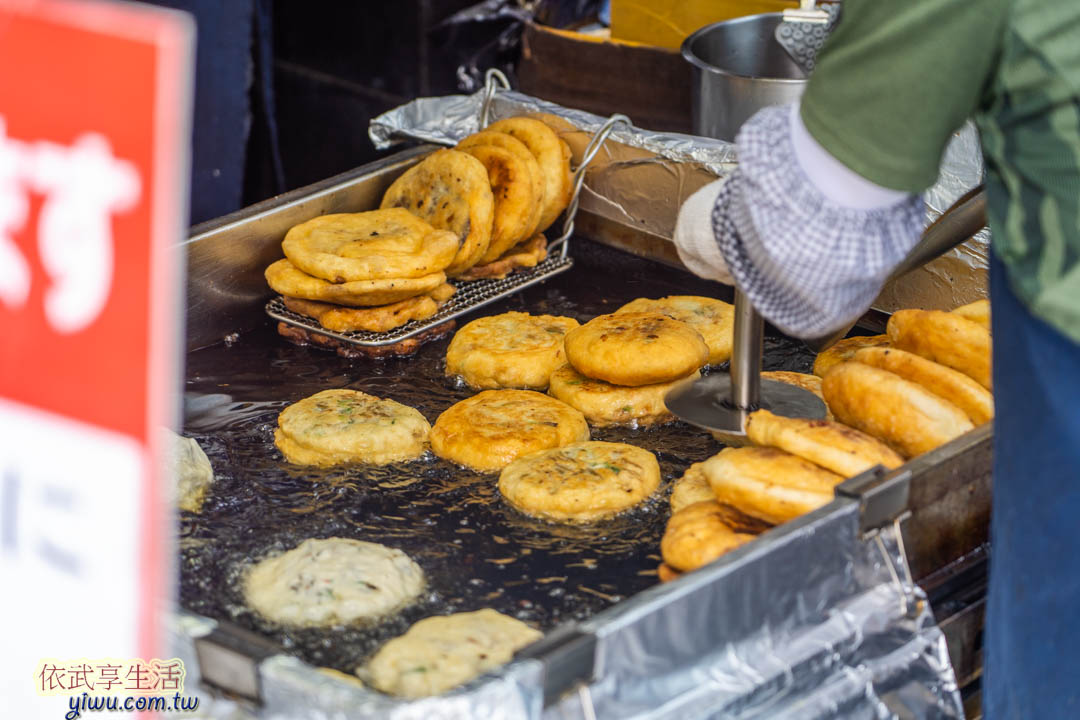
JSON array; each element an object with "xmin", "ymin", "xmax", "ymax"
[
  {"xmin": 193, "ymin": 623, "xmax": 282, "ymax": 703},
  {"xmin": 514, "ymin": 624, "xmax": 597, "ymax": 707}
]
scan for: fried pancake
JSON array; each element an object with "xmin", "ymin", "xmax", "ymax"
[
  {"xmin": 822, "ymin": 362, "xmax": 974, "ymax": 458},
  {"xmin": 615, "ymin": 296, "xmax": 734, "ymax": 365},
  {"xmin": 277, "ymin": 320, "xmax": 456, "ymax": 359},
  {"xmin": 853, "ymin": 346, "xmax": 994, "ymax": 425},
  {"xmin": 745, "ymin": 409, "xmax": 904, "ymax": 478},
  {"xmin": 661, "ymin": 501, "xmax": 756, "ymax": 573},
  {"xmin": 564, "ymin": 312, "xmax": 709, "ymax": 386},
  {"xmin": 702, "ymin": 446, "xmax": 844, "ymax": 525},
  {"xmin": 457, "ymin": 130, "xmax": 545, "ymax": 241},
  {"xmin": 670, "ymin": 462, "xmax": 715, "ymax": 514},
  {"xmin": 381, "ymin": 149, "xmax": 494, "ymax": 275},
  {"xmin": 266, "ymin": 258, "xmax": 447, "ymax": 307},
  {"xmin": 430, "ymin": 390, "xmax": 589, "ymax": 472},
  {"xmin": 281, "ymin": 209, "xmax": 458, "ymax": 282},
  {"xmin": 486, "ymin": 117, "xmax": 573, "ymax": 233},
  {"xmin": 952, "ymin": 298, "xmax": 991, "ymax": 329},
  {"xmin": 657, "ymin": 562, "xmax": 682, "ymax": 583},
  {"xmin": 454, "ymin": 233, "xmax": 548, "ymax": 281},
  {"xmin": 363, "ymin": 609, "xmax": 542, "ymax": 698},
  {"xmin": 283, "ymin": 283, "xmax": 454, "ymax": 333},
  {"xmin": 445, "ymin": 311, "xmax": 579, "ymax": 390},
  {"xmin": 275, "ymin": 389, "xmax": 431, "ymax": 466},
  {"xmin": 245, "ymin": 538, "xmax": 424, "ymax": 627},
  {"xmin": 812, "ymin": 334, "xmax": 890, "ymax": 377},
  {"xmin": 888, "ymin": 309, "xmax": 993, "ymax": 389},
  {"xmin": 498, "ymin": 441, "xmax": 660, "ymax": 522},
  {"xmin": 458, "ymin": 144, "xmax": 538, "ymax": 263},
  {"xmin": 547, "ymin": 363, "xmax": 699, "ymax": 427}
]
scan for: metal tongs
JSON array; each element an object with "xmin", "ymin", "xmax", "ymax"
[{"xmin": 666, "ymin": 185, "xmax": 988, "ymax": 441}]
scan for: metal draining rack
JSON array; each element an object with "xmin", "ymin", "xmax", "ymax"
[{"xmin": 266, "ymin": 69, "xmax": 631, "ymax": 347}]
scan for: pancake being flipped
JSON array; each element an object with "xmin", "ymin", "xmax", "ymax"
[
  {"xmin": 362, "ymin": 609, "xmax": 542, "ymax": 698},
  {"xmin": 265, "ymin": 258, "xmax": 447, "ymax": 308},
  {"xmin": 244, "ymin": 538, "xmax": 424, "ymax": 627},
  {"xmin": 822, "ymin": 362, "xmax": 974, "ymax": 458},
  {"xmin": 547, "ymin": 363, "xmax": 699, "ymax": 427},
  {"xmin": 661, "ymin": 501, "xmax": 756, "ymax": 573},
  {"xmin": 445, "ymin": 311, "xmax": 579, "ymax": 390},
  {"xmin": 887, "ymin": 309, "xmax": 992, "ymax": 390},
  {"xmin": 702, "ymin": 446, "xmax": 844, "ymax": 525},
  {"xmin": 812, "ymin": 334, "xmax": 890, "ymax": 377},
  {"xmin": 281, "ymin": 208, "xmax": 459, "ymax": 282},
  {"xmin": 430, "ymin": 390, "xmax": 589, "ymax": 472},
  {"xmin": 498, "ymin": 441, "xmax": 660, "ymax": 522},
  {"xmin": 275, "ymin": 389, "xmax": 431, "ymax": 467},
  {"xmin": 615, "ymin": 295, "xmax": 735, "ymax": 366},
  {"xmin": 563, "ymin": 312, "xmax": 709, "ymax": 386}
]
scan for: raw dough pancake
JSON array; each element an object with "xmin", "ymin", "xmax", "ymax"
[
  {"xmin": 486, "ymin": 117, "xmax": 573, "ymax": 232},
  {"xmin": 812, "ymin": 334, "xmax": 890, "ymax": 377},
  {"xmin": 164, "ymin": 430, "xmax": 214, "ymax": 513},
  {"xmin": 363, "ymin": 609, "xmax": 541, "ymax": 698},
  {"xmin": 459, "ymin": 144, "xmax": 538, "ymax": 262},
  {"xmin": 454, "ymin": 233, "xmax": 547, "ymax": 281},
  {"xmin": 498, "ymin": 441, "xmax": 660, "ymax": 522},
  {"xmin": 822, "ymin": 362, "xmax": 974, "ymax": 458},
  {"xmin": 266, "ymin": 258, "xmax": 447, "ymax": 307},
  {"xmin": 445, "ymin": 311, "xmax": 579, "ymax": 390},
  {"xmin": 615, "ymin": 296, "xmax": 735, "ymax": 365},
  {"xmin": 245, "ymin": 538, "xmax": 424, "ymax": 627},
  {"xmin": 952, "ymin": 298, "xmax": 990, "ymax": 329},
  {"xmin": 275, "ymin": 389, "xmax": 431, "ymax": 467},
  {"xmin": 661, "ymin": 501, "xmax": 756, "ymax": 573},
  {"xmin": 283, "ymin": 284, "xmax": 454, "ymax": 333},
  {"xmin": 702, "ymin": 446, "xmax": 844, "ymax": 525},
  {"xmin": 430, "ymin": 390, "xmax": 589, "ymax": 472},
  {"xmin": 380, "ymin": 149, "xmax": 495, "ymax": 275},
  {"xmin": 888, "ymin": 309, "xmax": 992, "ymax": 389},
  {"xmin": 564, "ymin": 312, "xmax": 709, "ymax": 386},
  {"xmin": 281, "ymin": 209, "xmax": 458, "ymax": 282},
  {"xmin": 669, "ymin": 462, "xmax": 715, "ymax": 514},
  {"xmin": 547, "ymin": 363, "xmax": 699, "ymax": 427},
  {"xmin": 457, "ymin": 130, "xmax": 544, "ymax": 241},
  {"xmin": 745, "ymin": 409, "xmax": 904, "ymax": 478},
  {"xmin": 853, "ymin": 346, "xmax": 994, "ymax": 425}
]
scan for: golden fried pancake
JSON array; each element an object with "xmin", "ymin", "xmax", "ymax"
[
  {"xmin": 853, "ymin": 347, "xmax": 994, "ymax": 425},
  {"xmin": 457, "ymin": 131, "xmax": 545, "ymax": 241},
  {"xmin": 745, "ymin": 409, "xmax": 904, "ymax": 478},
  {"xmin": 430, "ymin": 390, "xmax": 589, "ymax": 472},
  {"xmin": 458, "ymin": 144, "xmax": 538, "ymax": 262},
  {"xmin": 283, "ymin": 284, "xmax": 454, "ymax": 333},
  {"xmin": 281, "ymin": 209, "xmax": 458, "ymax": 282},
  {"xmin": 498, "ymin": 441, "xmax": 660, "ymax": 522},
  {"xmin": 670, "ymin": 462, "xmax": 715, "ymax": 514},
  {"xmin": 888, "ymin": 309, "xmax": 992, "ymax": 389},
  {"xmin": 564, "ymin": 312, "xmax": 709, "ymax": 386},
  {"xmin": 454, "ymin": 233, "xmax": 548, "ymax": 281},
  {"xmin": 445, "ymin": 311, "xmax": 579, "ymax": 390},
  {"xmin": 486, "ymin": 117, "xmax": 573, "ymax": 232},
  {"xmin": 615, "ymin": 296, "xmax": 734, "ymax": 365},
  {"xmin": 277, "ymin": 319, "xmax": 456, "ymax": 359},
  {"xmin": 812, "ymin": 334, "xmax": 890, "ymax": 377},
  {"xmin": 275, "ymin": 389, "xmax": 431, "ymax": 466},
  {"xmin": 657, "ymin": 562, "xmax": 682, "ymax": 583},
  {"xmin": 702, "ymin": 446, "xmax": 844, "ymax": 525},
  {"xmin": 822, "ymin": 362, "xmax": 974, "ymax": 458},
  {"xmin": 952, "ymin": 298, "xmax": 991, "ymax": 329},
  {"xmin": 380, "ymin": 149, "xmax": 494, "ymax": 275},
  {"xmin": 661, "ymin": 501, "xmax": 756, "ymax": 572},
  {"xmin": 245, "ymin": 538, "xmax": 424, "ymax": 627},
  {"xmin": 547, "ymin": 363, "xmax": 698, "ymax": 427},
  {"xmin": 265, "ymin": 258, "xmax": 447, "ymax": 307},
  {"xmin": 363, "ymin": 609, "xmax": 542, "ymax": 698}
]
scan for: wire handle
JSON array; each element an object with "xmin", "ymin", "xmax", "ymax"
[{"xmin": 478, "ymin": 69, "xmax": 511, "ymax": 129}]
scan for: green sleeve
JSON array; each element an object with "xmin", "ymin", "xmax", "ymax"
[{"xmin": 799, "ymin": 0, "xmax": 1009, "ymax": 193}]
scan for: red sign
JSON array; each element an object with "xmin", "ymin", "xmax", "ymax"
[{"xmin": 0, "ymin": 1, "xmax": 193, "ymax": 718}]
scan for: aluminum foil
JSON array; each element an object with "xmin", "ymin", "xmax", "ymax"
[{"xmin": 370, "ymin": 87, "xmax": 988, "ymax": 311}]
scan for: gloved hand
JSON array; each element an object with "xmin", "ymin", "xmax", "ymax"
[{"xmin": 673, "ymin": 178, "xmax": 734, "ymax": 285}]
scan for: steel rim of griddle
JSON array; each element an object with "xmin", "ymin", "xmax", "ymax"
[{"xmin": 267, "ymin": 72, "xmax": 631, "ymax": 347}]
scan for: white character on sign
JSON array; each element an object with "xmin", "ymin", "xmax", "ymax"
[
  {"xmin": 27, "ymin": 133, "xmax": 141, "ymax": 334},
  {"xmin": 0, "ymin": 118, "xmax": 31, "ymax": 310}
]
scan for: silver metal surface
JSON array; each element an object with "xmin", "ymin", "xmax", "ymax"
[
  {"xmin": 730, "ymin": 288, "xmax": 764, "ymax": 411},
  {"xmin": 682, "ymin": 14, "xmax": 808, "ymax": 142}
]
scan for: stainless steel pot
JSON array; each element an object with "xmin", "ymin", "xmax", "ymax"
[{"xmin": 682, "ymin": 13, "xmax": 807, "ymax": 142}]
